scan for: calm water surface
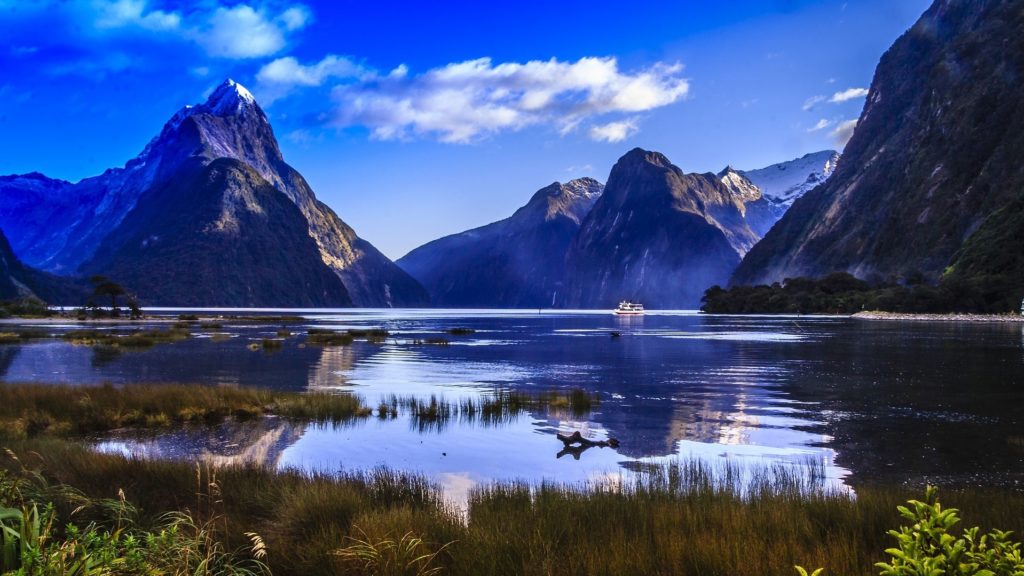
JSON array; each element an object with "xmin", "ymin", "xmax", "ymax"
[{"xmin": 2, "ymin": 309, "xmax": 1022, "ymax": 498}]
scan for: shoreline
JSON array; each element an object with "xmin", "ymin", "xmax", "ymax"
[{"xmin": 852, "ymin": 311, "xmax": 1024, "ymax": 323}]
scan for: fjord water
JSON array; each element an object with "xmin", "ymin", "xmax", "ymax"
[{"xmin": 2, "ymin": 310, "xmax": 1022, "ymax": 497}]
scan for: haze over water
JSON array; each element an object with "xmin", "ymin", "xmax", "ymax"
[{"xmin": 2, "ymin": 309, "xmax": 1022, "ymax": 499}]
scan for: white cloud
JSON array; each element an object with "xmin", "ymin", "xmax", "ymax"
[
  {"xmin": 829, "ymin": 87, "xmax": 869, "ymax": 103},
  {"xmin": 257, "ymin": 55, "xmax": 367, "ymax": 86},
  {"xmin": 329, "ymin": 56, "xmax": 688, "ymax": 143},
  {"xmin": 807, "ymin": 118, "xmax": 832, "ymax": 132},
  {"xmin": 589, "ymin": 118, "xmax": 639, "ymax": 143},
  {"xmin": 829, "ymin": 119, "xmax": 858, "ymax": 146},
  {"xmin": 802, "ymin": 95, "xmax": 825, "ymax": 111},
  {"xmin": 277, "ymin": 6, "xmax": 311, "ymax": 31},
  {"xmin": 73, "ymin": 2, "xmax": 311, "ymax": 59},
  {"xmin": 92, "ymin": 0, "xmax": 181, "ymax": 31},
  {"xmin": 194, "ymin": 5, "xmax": 294, "ymax": 59}
]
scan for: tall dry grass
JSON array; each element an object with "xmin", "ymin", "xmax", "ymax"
[{"xmin": 2, "ymin": 440, "xmax": 1023, "ymax": 576}]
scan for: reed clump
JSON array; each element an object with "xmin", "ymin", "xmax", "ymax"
[
  {"xmin": 446, "ymin": 328, "xmax": 476, "ymax": 336},
  {"xmin": 0, "ymin": 383, "xmax": 371, "ymax": 438}
]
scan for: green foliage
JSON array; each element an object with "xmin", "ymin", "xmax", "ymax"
[
  {"xmin": 0, "ymin": 458, "xmax": 268, "ymax": 575},
  {"xmin": 797, "ymin": 487, "xmax": 1024, "ymax": 576},
  {"xmin": 876, "ymin": 486, "xmax": 1024, "ymax": 576},
  {"xmin": 703, "ymin": 271, "xmax": 1021, "ymax": 314}
]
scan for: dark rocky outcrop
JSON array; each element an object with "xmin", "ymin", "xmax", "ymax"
[
  {"xmin": 733, "ymin": 0, "xmax": 1024, "ymax": 301},
  {"xmin": 397, "ymin": 178, "xmax": 603, "ymax": 307}
]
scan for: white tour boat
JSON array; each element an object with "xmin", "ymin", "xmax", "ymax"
[{"xmin": 613, "ymin": 301, "xmax": 645, "ymax": 315}]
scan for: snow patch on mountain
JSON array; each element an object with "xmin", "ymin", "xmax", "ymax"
[{"xmin": 740, "ymin": 150, "xmax": 840, "ymax": 207}]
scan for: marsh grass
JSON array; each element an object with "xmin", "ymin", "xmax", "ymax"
[
  {"xmin": 62, "ymin": 327, "xmax": 191, "ymax": 348},
  {"xmin": 1, "ymin": 442, "xmax": 1022, "ymax": 576},
  {"xmin": 379, "ymin": 389, "xmax": 599, "ymax": 431},
  {"xmin": 0, "ymin": 383, "xmax": 371, "ymax": 438},
  {"xmin": 306, "ymin": 328, "xmax": 390, "ymax": 346}
]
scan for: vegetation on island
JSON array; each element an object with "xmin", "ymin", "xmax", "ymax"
[{"xmin": 702, "ymin": 272, "xmax": 1024, "ymax": 315}]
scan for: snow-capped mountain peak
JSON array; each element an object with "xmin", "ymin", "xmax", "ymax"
[
  {"xmin": 740, "ymin": 150, "xmax": 840, "ymax": 207},
  {"xmin": 206, "ymin": 79, "xmax": 257, "ymax": 115},
  {"xmin": 717, "ymin": 166, "xmax": 762, "ymax": 203}
]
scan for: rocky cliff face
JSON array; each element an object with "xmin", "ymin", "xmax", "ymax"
[
  {"xmin": 0, "ymin": 80, "xmax": 427, "ymax": 307},
  {"xmin": 733, "ymin": 0, "xmax": 1024, "ymax": 287},
  {"xmin": 560, "ymin": 149, "xmax": 752, "ymax": 308},
  {"xmin": 398, "ymin": 178, "xmax": 603, "ymax": 307}
]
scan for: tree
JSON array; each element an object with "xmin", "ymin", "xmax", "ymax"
[{"xmin": 89, "ymin": 276, "xmax": 127, "ymax": 318}]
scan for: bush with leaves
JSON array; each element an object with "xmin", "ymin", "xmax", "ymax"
[{"xmin": 798, "ymin": 486, "xmax": 1024, "ymax": 576}]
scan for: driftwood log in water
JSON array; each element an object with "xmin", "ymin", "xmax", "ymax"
[{"xmin": 556, "ymin": 431, "xmax": 620, "ymax": 459}]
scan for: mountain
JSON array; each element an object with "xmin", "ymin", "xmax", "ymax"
[
  {"xmin": 740, "ymin": 150, "xmax": 839, "ymax": 209},
  {"xmin": 0, "ymin": 80, "xmax": 427, "ymax": 307},
  {"xmin": 559, "ymin": 149, "xmax": 756, "ymax": 309},
  {"xmin": 734, "ymin": 0, "xmax": 1024, "ymax": 294},
  {"xmin": 397, "ymin": 178, "xmax": 603, "ymax": 307},
  {"xmin": 0, "ymin": 228, "xmax": 85, "ymax": 304}
]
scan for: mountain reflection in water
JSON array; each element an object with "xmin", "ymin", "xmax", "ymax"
[{"xmin": 2, "ymin": 309, "xmax": 1022, "ymax": 494}]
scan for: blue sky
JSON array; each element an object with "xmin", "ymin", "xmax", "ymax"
[{"xmin": 0, "ymin": 0, "xmax": 931, "ymax": 259}]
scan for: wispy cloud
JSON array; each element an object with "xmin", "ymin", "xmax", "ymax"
[
  {"xmin": 802, "ymin": 95, "xmax": 826, "ymax": 111},
  {"xmin": 318, "ymin": 56, "xmax": 688, "ymax": 143},
  {"xmin": 829, "ymin": 119, "xmax": 858, "ymax": 146},
  {"xmin": 807, "ymin": 118, "xmax": 832, "ymax": 132},
  {"xmin": 14, "ymin": 1, "xmax": 310, "ymax": 61},
  {"xmin": 257, "ymin": 55, "xmax": 369, "ymax": 87},
  {"xmin": 92, "ymin": 0, "xmax": 180, "ymax": 31},
  {"xmin": 829, "ymin": 87, "xmax": 868, "ymax": 103},
  {"xmin": 589, "ymin": 118, "xmax": 640, "ymax": 143}
]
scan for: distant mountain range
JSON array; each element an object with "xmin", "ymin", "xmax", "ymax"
[
  {"xmin": 400, "ymin": 149, "xmax": 838, "ymax": 308},
  {"xmin": 398, "ymin": 178, "xmax": 603, "ymax": 308},
  {"xmin": 732, "ymin": 0, "xmax": 1024, "ymax": 311},
  {"xmin": 6, "ymin": 0, "xmax": 1012, "ymax": 312},
  {"xmin": 0, "ymin": 80, "xmax": 427, "ymax": 307}
]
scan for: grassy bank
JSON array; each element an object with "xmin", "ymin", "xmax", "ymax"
[
  {"xmin": 0, "ymin": 383, "xmax": 372, "ymax": 438},
  {"xmin": 2, "ymin": 442, "xmax": 1023, "ymax": 576}
]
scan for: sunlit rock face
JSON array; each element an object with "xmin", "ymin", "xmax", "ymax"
[{"xmin": 0, "ymin": 79, "xmax": 427, "ymax": 307}]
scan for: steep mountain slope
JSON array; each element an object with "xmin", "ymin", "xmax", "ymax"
[
  {"xmin": 733, "ymin": 0, "xmax": 1024, "ymax": 287},
  {"xmin": 0, "ymin": 79, "xmax": 427, "ymax": 307},
  {"xmin": 560, "ymin": 149, "xmax": 752, "ymax": 309},
  {"xmin": 0, "ymin": 229, "xmax": 85, "ymax": 304},
  {"xmin": 397, "ymin": 178, "xmax": 603, "ymax": 307},
  {"xmin": 83, "ymin": 158, "xmax": 351, "ymax": 307}
]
